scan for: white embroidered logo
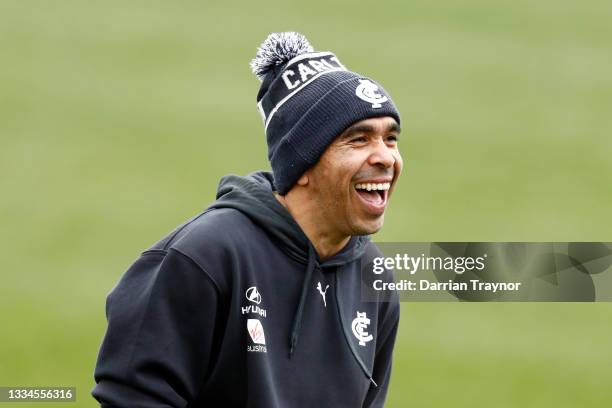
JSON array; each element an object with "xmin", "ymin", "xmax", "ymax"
[
  {"xmin": 245, "ymin": 286, "xmax": 262, "ymax": 305},
  {"xmin": 355, "ymin": 79, "xmax": 388, "ymax": 109},
  {"xmin": 351, "ymin": 311, "xmax": 373, "ymax": 346},
  {"xmin": 316, "ymin": 282, "xmax": 330, "ymax": 308}
]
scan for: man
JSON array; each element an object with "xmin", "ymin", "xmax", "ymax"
[{"xmin": 93, "ymin": 32, "xmax": 403, "ymax": 407}]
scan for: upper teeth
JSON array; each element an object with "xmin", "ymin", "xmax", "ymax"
[{"xmin": 355, "ymin": 182, "xmax": 391, "ymax": 191}]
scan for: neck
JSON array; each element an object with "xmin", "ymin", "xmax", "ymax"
[{"xmin": 275, "ymin": 193, "xmax": 350, "ymax": 260}]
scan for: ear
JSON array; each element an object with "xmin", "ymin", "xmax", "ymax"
[{"xmin": 297, "ymin": 173, "xmax": 309, "ymax": 186}]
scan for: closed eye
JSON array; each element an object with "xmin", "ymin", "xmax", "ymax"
[
  {"xmin": 386, "ymin": 134, "xmax": 399, "ymax": 143},
  {"xmin": 349, "ymin": 136, "xmax": 368, "ymax": 143}
]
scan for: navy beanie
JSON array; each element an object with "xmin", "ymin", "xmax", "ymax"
[{"xmin": 250, "ymin": 32, "xmax": 401, "ymax": 195}]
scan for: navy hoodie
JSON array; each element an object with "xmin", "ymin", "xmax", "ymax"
[{"xmin": 93, "ymin": 172, "xmax": 399, "ymax": 407}]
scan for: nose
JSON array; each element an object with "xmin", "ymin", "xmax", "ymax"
[{"xmin": 367, "ymin": 138, "xmax": 396, "ymax": 169}]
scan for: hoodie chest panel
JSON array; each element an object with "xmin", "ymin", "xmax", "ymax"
[{"xmin": 204, "ymin": 236, "xmax": 377, "ymax": 407}]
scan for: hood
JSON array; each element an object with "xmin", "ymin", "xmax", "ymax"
[{"xmin": 209, "ymin": 171, "xmax": 370, "ymax": 267}]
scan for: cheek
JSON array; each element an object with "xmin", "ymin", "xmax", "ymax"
[
  {"xmin": 312, "ymin": 165, "xmax": 346, "ymax": 204},
  {"xmin": 322, "ymin": 158, "xmax": 354, "ymax": 183},
  {"xmin": 394, "ymin": 151, "xmax": 404, "ymax": 174},
  {"xmin": 323, "ymin": 169, "xmax": 352, "ymax": 208}
]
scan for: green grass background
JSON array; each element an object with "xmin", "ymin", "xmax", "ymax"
[{"xmin": 1, "ymin": 0, "xmax": 611, "ymax": 406}]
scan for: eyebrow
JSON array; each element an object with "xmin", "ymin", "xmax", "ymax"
[{"xmin": 341, "ymin": 121, "xmax": 401, "ymax": 139}]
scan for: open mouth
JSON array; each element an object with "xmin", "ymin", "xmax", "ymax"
[{"xmin": 354, "ymin": 182, "xmax": 390, "ymax": 215}]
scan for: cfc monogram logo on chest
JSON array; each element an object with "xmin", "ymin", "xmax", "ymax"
[{"xmin": 352, "ymin": 311, "xmax": 374, "ymax": 346}]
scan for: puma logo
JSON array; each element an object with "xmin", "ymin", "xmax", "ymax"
[{"xmin": 317, "ymin": 282, "xmax": 330, "ymax": 308}]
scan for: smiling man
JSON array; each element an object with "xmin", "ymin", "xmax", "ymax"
[
  {"xmin": 93, "ymin": 32, "xmax": 402, "ymax": 407},
  {"xmin": 277, "ymin": 116, "xmax": 402, "ymax": 259}
]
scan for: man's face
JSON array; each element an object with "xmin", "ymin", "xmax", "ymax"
[{"xmin": 304, "ymin": 116, "xmax": 403, "ymax": 237}]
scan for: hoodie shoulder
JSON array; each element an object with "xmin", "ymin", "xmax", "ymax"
[
  {"xmin": 170, "ymin": 208, "xmax": 257, "ymax": 251},
  {"xmin": 146, "ymin": 208, "xmax": 263, "ymax": 293}
]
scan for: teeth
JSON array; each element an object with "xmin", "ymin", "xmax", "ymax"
[{"xmin": 355, "ymin": 182, "xmax": 391, "ymax": 191}]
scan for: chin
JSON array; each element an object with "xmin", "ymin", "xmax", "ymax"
[{"xmin": 352, "ymin": 216, "xmax": 385, "ymax": 236}]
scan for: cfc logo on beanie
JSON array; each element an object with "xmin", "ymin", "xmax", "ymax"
[{"xmin": 355, "ymin": 79, "xmax": 388, "ymax": 109}]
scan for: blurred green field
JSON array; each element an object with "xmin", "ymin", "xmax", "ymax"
[{"xmin": 1, "ymin": 0, "xmax": 611, "ymax": 407}]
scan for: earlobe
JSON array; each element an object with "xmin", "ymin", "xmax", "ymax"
[{"xmin": 297, "ymin": 174, "xmax": 309, "ymax": 186}]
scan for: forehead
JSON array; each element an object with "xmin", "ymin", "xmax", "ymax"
[{"xmin": 338, "ymin": 116, "xmax": 400, "ymax": 138}]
